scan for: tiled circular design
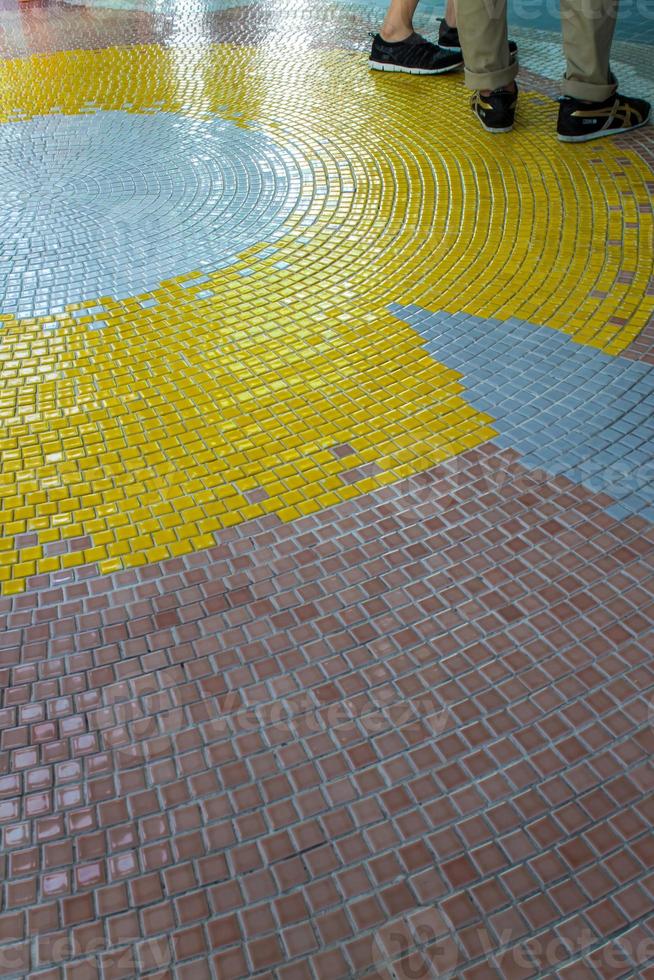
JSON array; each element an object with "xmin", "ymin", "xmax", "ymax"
[
  {"xmin": 0, "ymin": 5, "xmax": 652, "ymax": 979},
  {"xmin": 0, "ymin": 42, "xmax": 652, "ymax": 594},
  {"xmin": 0, "ymin": 111, "xmax": 299, "ymax": 317}
]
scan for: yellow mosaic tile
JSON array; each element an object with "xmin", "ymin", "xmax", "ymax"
[{"xmin": 0, "ymin": 43, "xmax": 652, "ymax": 591}]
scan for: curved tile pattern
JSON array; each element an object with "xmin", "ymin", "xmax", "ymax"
[
  {"xmin": 0, "ymin": 43, "xmax": 652, "ymax": 593},
  {"xmin": 0, "ymin": 3, "xmax": 652, "ymax": 979}
]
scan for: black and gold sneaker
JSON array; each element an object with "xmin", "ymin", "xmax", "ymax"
[
  {"xmin": 471, "ymin": 85, "xmax": 518, "ymax": 133},
  {"xmin": 557, "ymin": 92, "xmax": 651, "ymax": 142},
  {"xmin": 438, "ymin": 19, "xmax": 518, "ymax": 58},
  {"xmin": 369, "ymin": 32, "xmax": 464, "ymax": 75}
]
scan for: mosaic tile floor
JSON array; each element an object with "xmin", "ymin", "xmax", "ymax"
[{"xmin": 0, "ymin": 1, "xmax": 653, "ymax": 978}]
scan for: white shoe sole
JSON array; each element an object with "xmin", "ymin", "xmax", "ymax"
[
  {"xmin": 369, "ymin": 59, "xmax": 463, "ymax": 75},
  {"xmin": 557, "ymin": 112, "xmax": 650, "ymax": 142},
  {"xmin": 480, "ymin": 124, "xmax": 514, "ymax": 133},
  {"xmin": 474, "ymin": 114, "xmax": 514, "ymax": 133}
]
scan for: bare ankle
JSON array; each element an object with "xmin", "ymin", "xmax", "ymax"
[{"xmin": 380, "ymin": 21, "xmax": 413, "ymax": 42}]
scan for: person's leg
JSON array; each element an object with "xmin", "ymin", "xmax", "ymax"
[
  {"xmin": 560, "ymin": 0, "xmax": 616, "ymax": 100},
  {"xmin": 438, "ymin": 0, "xmax": 460, "ymax": 47},
  {"xmin": 444, "ymin": 0, "xmax": 457, "ymax": 28},
  {"xmin": 379, "ymin": 0, "xmax": 456, "ymax": 40},
  {"xmin": 556, "ymin": 0, "xmax": 650, "ymax": 139},
  {"xmin": 380, "ymin": 0, "xmax": 421, "ymax": 41},
  {"xmin": 456, "ymin": 0, "xmax": 516, "ymax": 93},
  {"xmin": 456, "ymin": 0, "xmax": 517, "ymax": 131},
  {"xmin": 370, "ymin": 0, "xmax": 464, "ymax": 74}
]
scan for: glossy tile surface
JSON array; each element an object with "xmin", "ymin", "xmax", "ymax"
[
  {"xmin": 0, "ymin": 41, "xmax": 653, "ymax": 594},
  {"xmin": 0, "ymin": 1, "xmax": 653, "ymax": 978}
]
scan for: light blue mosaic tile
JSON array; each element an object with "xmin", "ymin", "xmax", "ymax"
[
  {"xmin": 391, "ymin": 303, "xmax": 654, "ymax": 519},
  {"xmin": 0, "ymin": 110, "xmax": 303, "ymax": 319},
  {"xmin": 73, "ymin": 305, "xmax": 106, "ymax": 318},
  {"xmin": 181, "ymin": 275, "xmax": 211, "ymax": 288}
]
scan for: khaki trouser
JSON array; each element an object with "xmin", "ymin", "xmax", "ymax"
[{"xmin": 457, "ymin": 0, "xmax": 618, "ymax": 101}]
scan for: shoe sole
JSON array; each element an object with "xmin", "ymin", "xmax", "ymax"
[
  {"xmin": 369, "ymin": 59, "xmax": 463, "ymax": 75},
  {"xmin": 557, "ymin": 113, "xmax": 650, "ymax": 142},
  {"xmin": 474, "ymin": 114, "xmax": 514, "ymax": 133},
  {"xmin": 480, "ymin": 123, "xmax": 514, "ymax": 133}
]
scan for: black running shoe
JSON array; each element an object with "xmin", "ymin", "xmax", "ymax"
[
  {"xmin": 471, "ymin": 85, "xmax": 517, "ymax": 133},
  {"xmin": 438, "ymin": 18, "xmax": 518, "ymax": 58},
  {"xmin": 438, "ymin": 18, "xmax": 461, "ymax": 50},
  {"xmin": 369, "ymin": 32, "xmax": 464, "ymax": 75},
  {"xmin": 557, "ymin": 92, "xmax": 651, "ymax": 142}
]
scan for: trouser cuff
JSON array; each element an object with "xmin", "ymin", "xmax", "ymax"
[
  {"xmin": 464, "ymin": 60, "xmax": 518, "ymax": 91},
  {"xmin": 562, "ymin": 74, "xmax": 617, "ymax": 101}
]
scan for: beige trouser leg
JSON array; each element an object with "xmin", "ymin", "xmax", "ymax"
[
  {"xmin": 456, "ymin": 0, "xmax": 518, "ymax": 91},
  {"xmin": 561, "ymin": 0, "xmax": 618, "ymax": 100}
]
